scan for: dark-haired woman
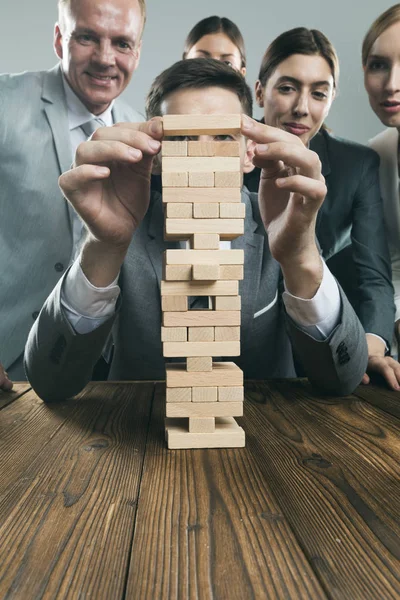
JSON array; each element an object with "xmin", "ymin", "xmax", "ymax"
[{"xmin": 244, "ymin": 27, "xmax": 398, "ymax": 389}]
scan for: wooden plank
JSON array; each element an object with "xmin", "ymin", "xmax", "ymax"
[
  {"xmin": 165, "ymin": 249, "xmax": 244, "ymax": 265},
  {"xmin": 215, "ymin": 326, "xmax": 241, "ymax": 341},
  {"xmin": 192, "ymin": 264, "xmax": 220, "ymax": 281},
  {"xmin": 215, "ymin": 172, "xmax": 241, "ymax": 188},
  {"xmin": 192, "ymin": 387, "xmax": 218, "ymax": 403},
  {"xmin": 166, "ymin": 401, "xmax": 243, "ymax": 418},
  {"xmin": 165, "ymin": 218, "xmax": 244, "ymax": 238},
  {"xmin": 189, "ymin": 417, "xmax": 215, "ymax": 433},
  {"xmin": 186, "ymin": 357, "xmax": 213, "ymax": 372},
  {"xmin": 0, "ymin": 382, "xmax": 154, "ymax": 599},
  {"xmin": 219, "ymin": 203, "xmax": 246, "ymax": 218},
  {"xmin": 220, "ymin": 265, "xmax": 244, "ymax": 280},
  {"xmin": 163, "ymin": 114, "xmax": 241, "ymax": 135},
  {"xmin": 192, "ymin": 233, "xmax": 220, "ymax": 249},
  {"xmin": 0, "ymin": 382, "xmax": 31, "ymax": 410},
  {"xmin": 162, "ymin": 140, "xmax": 187, "ymax": 156},
  {"xmin": 167, "ymin": 416, "xmax": 244, "ymax": 448},
  {"xmin": 188, "ymin": 327, "xmax": 214, "ymax": 342},
  {"xmin": 166, "ymin": 387, "xmax": 192, "ymax": 403},
  {"xmin": 163, "ymin": 264, "xmax": 191, "ymax": 281},
  {"xmin": 161, "ymin": 295, "xmax": 188, "ymax": 311},
  {"xmin": 161, "ymin": 280, "xmax": 238, "ymax": 296},
  {"xmin": 162, "ymin": 187, "xmax": 241, "ymax": 203},
  {"xmin": 218, "ymin": 386, "xmax": 244, "ymax": 402},
  {"xmin": 193, "ymin": 203, "xmax": 219, "ymax": 219},
  {"xmin": 165, "ymin": 203, "xmax": 192, "ymax": 218},
  {"xmin": 188, "ymin": 172, "xmax": 214, "ymax": 187},
  {"xmin": 126, "ymin": 384, "xmax": 327, "ymax": 597},
  {"xmin": 163, "ymin": 341, "xmax": 240, "ymax": 357},
  {"xmin": 213, "ymin": 295, "xmax": 241, "ymax": 310},
  {"xmin": 162, "ymin": 172, "xmax": 188, "ymax": 187},
  {"xmin": 353, "ymin": 385, "xmax": 400, "ymax": 420},
  {"xmin": 188, "ymin": 141, "xmax": 240, "ymax": 157},
  {"xmin": 161, "ymin": 326, "xmax": 187, "ymax": 342},
  {"xmin": 163, "ymin": 311, "xmax": 240, "ymax": 327},
  {"xmin": 243, "ymin": 380, "xmax": 400, "ymax": 599},
  {"xmin": 163, "ymin": 156, "xmax": 240, "ymax": 173},
  {"xmin": 166, "ymin": 362, "xmax": 243, "ymax": 387}
]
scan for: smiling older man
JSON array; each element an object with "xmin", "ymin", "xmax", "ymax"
[{"xmin": 0, "ymin": 0, "xmax": 146, "ymax": 389}]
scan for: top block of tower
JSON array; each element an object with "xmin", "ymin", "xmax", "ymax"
[{"xmin": 163, "ymin": 114, "xmax": 241, "ymax": 136}]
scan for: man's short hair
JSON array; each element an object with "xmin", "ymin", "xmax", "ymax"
[
  {"xmin": 58, "ymin": 0, "xmax": 147, "ymax": 36},
  {"xmin": 146, "ymin": 58, "xmax": 253, "ymax": 119}
]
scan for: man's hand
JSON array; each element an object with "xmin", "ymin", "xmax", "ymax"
[
  {"xmin": 0, "ymin": 362, "xmax": 13, "ymax": 392},
  {"xmin": 59, "ymin": 119, "xmax": 163, "ymax": 251},
  {"xmin": 242, "ymin": 115, "xmax": 325, "ymax": 298},
  {"xmin": 363, "ymin": 334, "xmax": 400, "ymax": 391}
]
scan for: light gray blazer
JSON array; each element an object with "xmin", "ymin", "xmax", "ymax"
[
  {"xmin": 25, "ymin": 188, "xmax": 368, "ymax": 401},
  {"xmin": 0, "ymin": 65, "xmax": 142, "ymax": 371},
  {"xmin": 369, "ymin": 128, "xmax": 400, "ymax": 321}
]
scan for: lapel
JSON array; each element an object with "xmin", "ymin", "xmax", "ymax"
[{"xmin": 41, "ymin": 65, "xmax": 72, "ymax": 175}]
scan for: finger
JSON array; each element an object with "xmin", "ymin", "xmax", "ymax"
[
  {"xmin": 241, "ymin": 115, "xmax": 303, "ymax": 147},
  {"xmin": 112, "ymin": 118, "xmax": 164, "ymax": 140},
  {"xmin": 92, "ymin": 126, "xmax": 162, "ymax": 152},
  {"xmin": 254, "ymin": 142, "xmax": 322, "ymax": 180},
  {"xmin": 261, "ymin": 173, "xmax": 327, "ymax": 204},
  {"xmin": 59, "ymin": 164, "xmax": 111, "ymax": 197},
  {"xmin": 361, "ymin": 373, "xmax": 370, "ymax": 385},
  {"xmin": 370, "ymin": 358, "xmax": 400, "ymax": 391},
  {"xmin": 0, "ymin": 367, "xmax": 13, "ymax": 392},
  {"xmin": 74, "ymin": 139, "xmax": 155, "ymax": 168}
]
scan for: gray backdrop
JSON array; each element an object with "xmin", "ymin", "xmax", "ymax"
[{"xmin": 0, "ymin": 0, "xmax": 394, "ymax": 144}]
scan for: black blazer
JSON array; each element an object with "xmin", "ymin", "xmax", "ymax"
[{"xmin": 244, "ymin": 128, "xmax": 395, "ymax": 345}]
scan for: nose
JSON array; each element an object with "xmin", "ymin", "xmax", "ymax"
[
  {"xmin": 384, "ymin": 64, "xmax": 400, "ymax": 95},
  {"xmin": 293, "ymin": 92, "xmax": 309, "ymax": 117},
  {"xmin": 92, "ymin": 40, "xmax": 116, "ymax": 68}
]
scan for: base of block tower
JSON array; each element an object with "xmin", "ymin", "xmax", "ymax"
[{"xmin": 165, "ymin": 416, "xmax": 245, "ymax": 449}]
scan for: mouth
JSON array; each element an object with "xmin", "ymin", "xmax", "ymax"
[
  {"xmin": 283, "ymin": 122, "xmax": 311, "ymax": 135},
  {"xmin": 380, "ymin": 100, "xmax": 400, "ymax": 114},
  {"xmin": 86, "ymin": 72, "xmax": 118, "ymax": 85}
]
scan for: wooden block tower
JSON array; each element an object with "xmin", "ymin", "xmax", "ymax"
[{"xmin": 161, "ymin": 114, "xmax": 245, "ymax": 449}]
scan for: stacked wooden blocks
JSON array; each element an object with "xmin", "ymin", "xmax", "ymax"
[{"xmin": 161, "ymin": 114, "xmax": 245, "ymax": 449}]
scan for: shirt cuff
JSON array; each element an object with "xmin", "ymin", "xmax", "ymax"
[{"xmin": 283, "ymin": 261, "xmax": 341, "ymax": 340}]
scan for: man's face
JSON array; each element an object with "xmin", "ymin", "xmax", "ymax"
[
  {"xmin": 54, "ymin": 0, "xmax": 143, "ymax": 115},
  {"xmin": 161, "ymin": 86, "xmax": 253, "ymax": 173}
]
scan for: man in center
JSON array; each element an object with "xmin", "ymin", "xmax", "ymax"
[{"xmin": 25, "ymin": 59, "xmax": 368, "ymax": 400}]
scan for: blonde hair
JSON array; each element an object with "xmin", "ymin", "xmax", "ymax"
[
  {"xmin": 58, "ymin": 0, "xmax": 147, "ymax": 36},
  {"xmin": 362, "ymin": 4, "xmax": 400, "ymax": 66}
]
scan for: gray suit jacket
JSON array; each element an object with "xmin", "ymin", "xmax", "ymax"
[
  {"xmin": 0, "ymin": 65, "xmax": 142, "ymax": 371},
  {"xmin": 25, "ymin": 188, "xmax": 368, "ymax": 401}
]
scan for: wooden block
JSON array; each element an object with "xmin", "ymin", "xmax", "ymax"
[
  {"xmin": 163, "ymin": 311, "xmax": 240, "ymax": 327},
  {"xmin": 166, "ymin": 417, "xmax": 245, "ymax": 449},
  {"xmin": 166, "ymin": 387, "xmax": 192, "ymax": 403},
  {"xmin": 213, "ymin": 296, "xmax": 241, "ymax": 311},
  {"xmin": 163, "ymin": 341, "xmax": 240, "ymax": 357},
  {"xmin": 219, "ymin": 203, "xmax": 246, "ymax": 218},
  {"xmin": 187, "ymin": 357, "xmax": 213, "ymax": 372},
  {"xmin": 218, "ymin": 387, "xmax": 244, "ymax": 402},
  {"xmin": 161, "ymin": 280, "xmax": 238, "ymax": 296},
  {"xmin": 214, "ymin": 326, "xmax": 241, "ymax": 341},
  {"xmin": 161, "ymin": 296, "xmax": 188, "ymax": 312},
  {"xmin": 188, "ymin": 327, "xmax": 214, "ymax": 342},
  {"xmin": 165, "ymin": 218, "xmax": 244, "ymax": 238},
  {"xmin": 163, "ymin": 156, "xmax": 240, "ymax": 173},
  {"xmin": 166, "ymin": 362, "xmax": 243, "ymax": 387},
  {"xmin": 163, "ymin": 264, "xmax": 191, "ymax": 281},
  {"xmin": 188, "ymin": 141, "xmax": 240, "ymax": 157},
  {"xmin": 162, "ymin": 188, "xmax": 241, "ymax": 203},
  {"xmin": 161, "ymin": 326, "xmax": 187, "ymax": 342},
  {"xmin": 192, "ymin": 387, "xmax": 217, "ymax": 402},
  {"xmin": 220, "ymin": 265, "xmax": 244, "ymax": 280},
  {"xmin": 165, "ymin": 249, "xmax": 244, "ymax": 265},
  {"xmin": 192, "ymin": 264, "xmax": 220, "ymax": 281},
  {"xmin": 162, "ymin": 140, "xmax": 187, "ymax": 156},
  {"xmin": 189, "ymin": 417, "xmax": 215, "ymax": 433},
  {"xmin": 188, "ymin": 172, "xmax": 214, "ymax": 187},
  {"xmin": 192, "ymin": 234, "xmax": 220, "ymax": 249},
  {"xmin": 163, "ymin": 114, "xmax": 241, "ymax": 136},
  {"xmin": 193, "ymin": 203, "xmax": 219, "ymax": 219},
  {"xmin": 166, "ymin": 401, "xmax": 243, "ymax": 418},
  {"xmin": 165, "ymin": 203, "xmax": 192, "ymax": 218},
  {"xmin": 162, "ymin": 172, "xmax": 188, "ymax": 187},
  {"xmin": 215, "ymin": 172, "xmax": 241, "ymax": 188}
]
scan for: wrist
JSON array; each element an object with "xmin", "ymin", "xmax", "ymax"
[
  {"xmin": 80, "ymin": 236, "xmax": 128, "ymax": 287},
  {"xmin": 280, "ymin": 249, "xmax": 323, "ymax": 299},
  {"xmin": 366, "ymin": 333, "xmax": 386, "ymax": 358}
]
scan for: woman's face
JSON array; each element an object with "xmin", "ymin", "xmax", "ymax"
[
  {"xmin": 185, "ymin": 32, "xmax": 245, "ymax": 75},
  {"xmin": 255, "ymin": 53, "xmax": 335, "ymax": 146},
  {"xmin": 364, "ymin": 21, "xmax": 400, "ymax": 128}
]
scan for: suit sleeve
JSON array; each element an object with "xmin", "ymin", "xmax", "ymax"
[
  {"xmin": 286, "ymin": 286, "xmax": 368, "ymax": 396},
  {"xmin": 351, "ymin": 150, "xmax": 395, "ymax": 345}
]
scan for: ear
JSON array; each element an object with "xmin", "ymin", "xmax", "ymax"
[
  {"xmin": 242, "ymin": 138, "xmax": 256, "ymax": 174},
  {"xmin": 240, "ymin": 66, "xmax": 247, "ymax": 77},
  {"xmin": 134, "ymin": 39, "xmax": 143, "ymax": 69},
  {"xmin": 54, "ymin": 24, "xmax": 63, "ymax": 60},
  {"xmin": 255, "ymin": 80, "xmax": 264, "ymax": 107}
]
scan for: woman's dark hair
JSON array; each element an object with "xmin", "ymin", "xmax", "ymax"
[
  {"xmin": 258, "ymin": 27, "xmax": 339, "ymax": 88},
  {"xmin": 146, "ymin": 58, "xmax": 253, "ymax": 119},
  {"xmin": 183, "ymin": 16, "xmax": 246, "ymax": 69}
]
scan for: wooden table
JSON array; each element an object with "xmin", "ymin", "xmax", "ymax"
[{"xmin": 0, "ymin": 380, "xmax": 399, "ymax": 599}]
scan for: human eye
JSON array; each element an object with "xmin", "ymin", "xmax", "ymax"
[
  {"xmin": 116, "ymin": 39, "xmax": 132, "ymax": 52},
  {"xmin": 165, "ymin": 135, "xmax": 195, "ymax": 141},
  {"xmin": 222, "ymin": 60, "xmax": 233, "ymax": 67},
  {"xmin": 75, "ymin": 33, "xmax": 95, "ymax": 45},
  {"xmin": 214, "ymin": 134, "xmax": 235, "ymax": 141},
  {"xmin": 278, "ymin": 84, "xmax": 295, "ymax": 94},
  {"xmin": 367, "ymin": 59, "xmax": 389, "ymax": 72},
  {"xmin": 313, "ymin": 90, "xmax": 328, "ymax": 100}
]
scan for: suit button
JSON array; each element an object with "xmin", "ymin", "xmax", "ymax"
[
  {"xmin": 54, "ymin": 262, "xmax": 64, "ymax": 272},
  {"xmin": 32, "ymin": 311, "xmax": 39, "ymax": 320}
]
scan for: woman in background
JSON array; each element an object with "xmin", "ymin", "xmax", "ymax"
[
  {"xmin": 244, "ymin": 27, "xmax": 399, "ymax": 389},
  {"xmin": 363, "ymin": 4, "xmax": 400, "ymax": 356},
  {"xmin": 183, "ymin": 16, "xmax": 246, "ymax": 76}
]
